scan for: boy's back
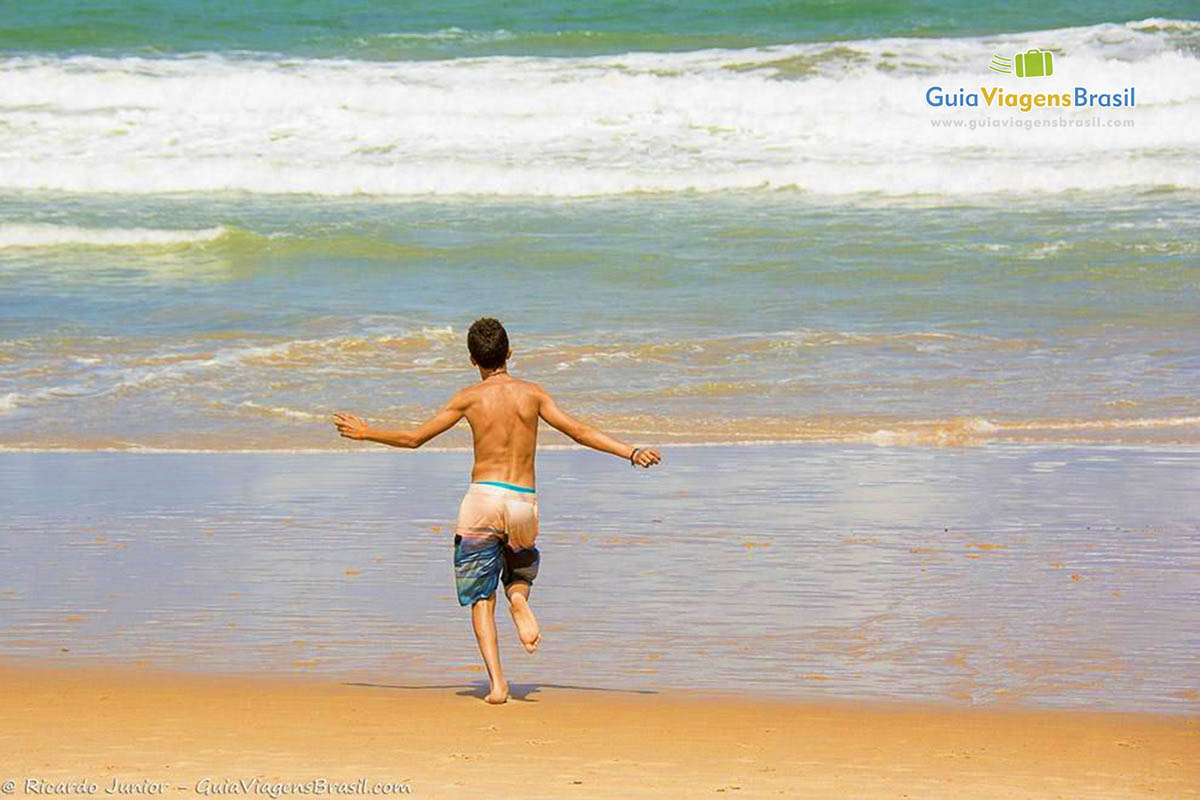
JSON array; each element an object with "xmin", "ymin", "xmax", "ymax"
[
  {"xmin": 457, "ymin": 374, "xmax": 541, "ymax": 489},
  {"xmin": 333, "ymin": 317, "xmax": 659, "ymax": 704}
]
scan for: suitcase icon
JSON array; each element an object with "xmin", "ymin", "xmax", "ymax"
[{"xmin": 1014, "ymin": 49, "xmax": 1053, "ymax": 78}]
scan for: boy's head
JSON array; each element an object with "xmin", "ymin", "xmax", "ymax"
[{"xmin": 467, "ymin": 317, "xmax": 510, "ymax": 369}]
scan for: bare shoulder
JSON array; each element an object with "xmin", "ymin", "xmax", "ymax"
[
  {"xmin": 515, "ymin": 378, "xmax": 550, "ymax": 402},
  {"xmin": 449, "ymin": 384, "xmax": 478, "ymax": 409}
]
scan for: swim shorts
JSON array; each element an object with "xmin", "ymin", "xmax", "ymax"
[{"xmin": 452, "ymin": 481, "xmax": 540, "ymax": 607}]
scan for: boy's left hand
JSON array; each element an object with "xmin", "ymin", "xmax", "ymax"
[
  {"xmin": 333, "ymin": 412, "xmax": 369, "ymax": 440},
  {"xmin": 633, "ymin": 448, "xmax": 662, "ymax": 468}
]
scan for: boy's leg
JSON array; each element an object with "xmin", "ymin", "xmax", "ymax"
[
  {"xmin": 505, "ymin": 581, "xmax": 541, "ymax": 653},
  {"xmin": 470, "ymin": 594, "xmax": 508, "ymax": 704}
]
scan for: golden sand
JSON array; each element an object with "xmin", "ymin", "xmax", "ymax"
[{"xmin": 0, "ymin": 663, "xmax": 1196, "ymax": 799}]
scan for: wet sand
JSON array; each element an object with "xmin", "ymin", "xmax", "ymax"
[{"xmin": 1, "ymin": 663, "xmax": 1196, "ymax": 799}]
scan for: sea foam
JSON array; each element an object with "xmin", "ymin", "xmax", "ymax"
[
  {"xmin": 0, "ymin": 224, "xmax": 230, "ymax": 248},
  {"xmin": 0, "ymin": 19, "xmax": 1195, "ymax": 198}
]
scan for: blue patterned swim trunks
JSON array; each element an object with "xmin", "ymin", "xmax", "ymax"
[{"xmin": 452, "ymin": 481, "xmax": 540, "ymax": 606}]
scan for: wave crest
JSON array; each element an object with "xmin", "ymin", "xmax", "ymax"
[
  {"xmin": 0, "ymin": 224, "xmax": 232, "ymax": 249},
  {"xmin": 0, "ymin": 19, "xmax": 1195, "ymax": 198}
]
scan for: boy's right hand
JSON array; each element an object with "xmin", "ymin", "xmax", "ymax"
[
  {"xmin": 333, "ymin": 412, "xmax": 369, "ymax": 440},
  {"xmin": 632, "ymin": 448, "xmax": 662, "ymax": 468}
]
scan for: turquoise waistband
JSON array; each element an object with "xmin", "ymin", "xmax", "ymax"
[{"xmin": 473, "ymin": 480, "xmax": 536, "ymax": 494}]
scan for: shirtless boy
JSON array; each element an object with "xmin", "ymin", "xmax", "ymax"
[{"xmin": 333, "ymin": 317, "xmax": 661, "ymax": 704}]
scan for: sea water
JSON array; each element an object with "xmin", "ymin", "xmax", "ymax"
[
  {"xmin": 0, "ymin": 5, "xmax": 1197, "ymax": 449},
  {"xmin": 1, "ymin": 446, "xmax": 1197, "ymax": 712}
]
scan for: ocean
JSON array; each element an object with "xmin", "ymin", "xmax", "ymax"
[
  {"xmin": 0, "ymin": 1, "xmax": 1197, "ymax": 710},
  {"xmin": 1, "ymin": 2, "xmax": 1198, "ymax": 450}
]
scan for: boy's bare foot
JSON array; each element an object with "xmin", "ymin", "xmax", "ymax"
[
  {"xmin": 508, "ymin": 592, "xmax": 541, "ymax": 653},
  {"xmin": 484, "ymin": 682, "xmax": 509, "ymax": 704}
]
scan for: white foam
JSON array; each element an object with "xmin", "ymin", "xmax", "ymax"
[
  {"xmin": 868, "ymin": 417, "xmax": 1001, "ymax": 446},
  {"xmin": 1126, "ymin": 18, "xmax": 1200, "ymax": 32},
  {"xmin": 374, "ymin": 26, "xmax": 516, "ymax": 44},
  {"xmin": 0, "ymin": 329, "xmax": 466, "ymax": 413},
  {"xmin": 996, "ymin": 415, "xmax": 1200, "ymax": 431},
  {"xmin": 0, "ymin": 224, "xmax": 229, "ymax": 249},
  {"xmin": 239, "ymin": 401, "xmax": 327, "ymax": 421},
  {"xmin": 2, "ymin": 438, "xmax": 1195, "ymax": 454},
  {"xmin": 0, "ymin": 23, "xmax": 1194, "ymax": 198}
]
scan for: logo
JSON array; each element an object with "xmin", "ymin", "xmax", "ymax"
[
  {"xmin": 989, "ymin": 48, "xmax": 1054, "ymax": 78},
  {"xmin": 925, "ymin": 46, "xmax": 1135, "ymax": 113}
]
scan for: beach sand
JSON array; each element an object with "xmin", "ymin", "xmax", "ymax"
[{"xmin": 1, "ymin": 663, "xmax": 1195, "ymax": 799}]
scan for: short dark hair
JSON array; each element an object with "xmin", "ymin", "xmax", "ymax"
[{"xmin": 467, "ymin": 317, "xmax": 509, "ymax": 369}]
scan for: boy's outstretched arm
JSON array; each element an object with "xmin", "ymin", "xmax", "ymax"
[
  {"xmin": 537, "ymin": 387, "xmax": 661, "ymax": 468},
  {"xmin": 333, "ymin": 393, "xmax": 466, "ymax": 448}
]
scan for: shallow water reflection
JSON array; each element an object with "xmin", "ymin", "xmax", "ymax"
[{"xmin": 1, "ymin": 445, "xmax": 1197, "ymax": 713}]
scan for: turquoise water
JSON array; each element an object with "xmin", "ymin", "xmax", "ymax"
[
  {"xmin": 1, "ymin": 193, "xmax": 1197, "ymax": 449},
  {"xmin": 5, "ymin": 0, "xmax": 1197, "ymax": 57}
]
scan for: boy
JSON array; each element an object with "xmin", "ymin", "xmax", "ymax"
[{"xmin": 333, "ymin": 317, "xmax": 661, "ymax": 704}]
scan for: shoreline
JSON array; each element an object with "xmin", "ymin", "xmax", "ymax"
[
  {"xmin": 3, "ymin": 439, "xmax": 1200, "ymax": 454},
  {"xmin": 2, "ymin": 662, "xmax": 1196, "ymax": 799}
]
